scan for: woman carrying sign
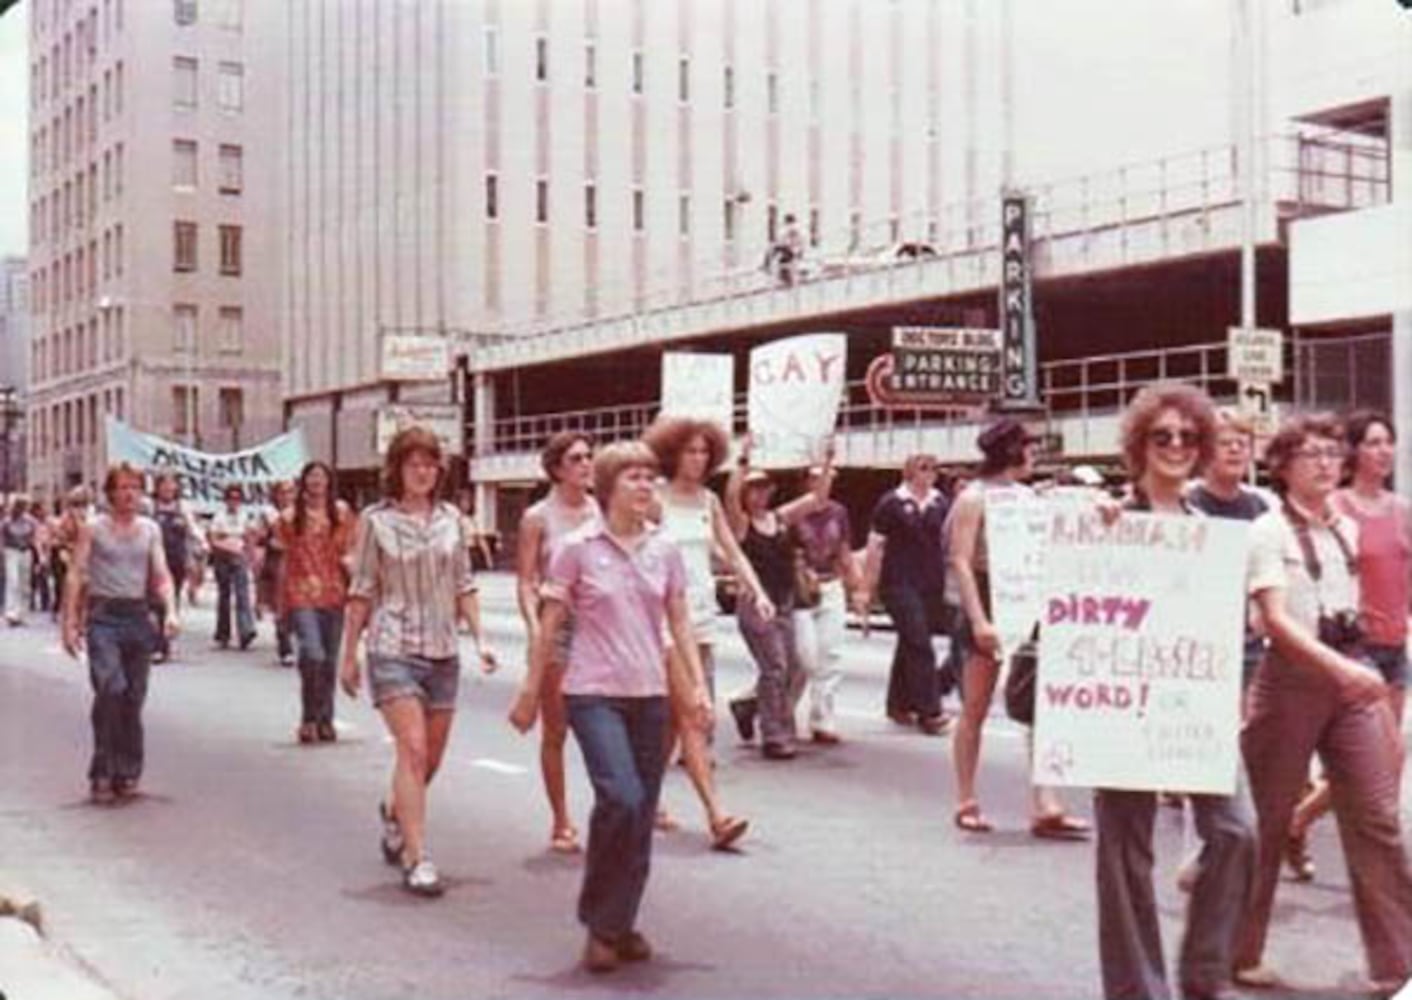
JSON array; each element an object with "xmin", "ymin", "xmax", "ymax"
[
  {"xmin": 1233, "ymin": 413, "xmax": 1412, "ymax": 993},
  {"xmin": 1094, "ymin": 384, "xmax": 1255, "ymax": 1000}
]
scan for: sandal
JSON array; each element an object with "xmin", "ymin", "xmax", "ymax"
[
  {"xmin": 954, "ymin": 801, "xmax": 994, "ymax": 834},
  {"xmin": 1030, "ymin": 813, "xmax": 1091, "ymax": 841},
  {"xmin": 709, "ymin": 815, "xmax": 749, "ymax": 851},
  {"xmin": 550, "ymin": 826, "xmax": 582, "ymax": 854}
]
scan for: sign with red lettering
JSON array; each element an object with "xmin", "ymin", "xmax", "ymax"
[
  {"xmin": 1032, "ymin": 508, "xmax": 1249, "ymax": 794},
  {"xmin": 747, "ymin": 333, "xmax": 847, "ymax": 467}
]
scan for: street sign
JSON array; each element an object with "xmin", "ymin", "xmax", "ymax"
[
  {"xmin": 865, "ymin": 327, "xmax": 1002, "ymax": 410},
  {"xmin": 380, "ymin": 332, "xmax": 451, "ymax": 382},
  {"xmin": 1227, "ymin": 327, "xmax": 1284, "ymax": 385},
  {"xmin": 374, "ymin": 404, "xmax": 465, "ymax": 456},
  {"xmin": 1237, "ymin": 381, "xmax": 1277, "ymax": 436}
]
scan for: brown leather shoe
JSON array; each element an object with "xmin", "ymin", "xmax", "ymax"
[
  {"xmin": 615, "ymin": 930, "xmax": 653, "ymax": 963},
  {"xmin": 582, "ymin": 933, "xmax": 619, "ymax": 973}
]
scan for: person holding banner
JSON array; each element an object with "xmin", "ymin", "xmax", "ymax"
[
  {"xmin": 1094, "ymin": 384, "xmax": 1255, "ymax": 1000},
  {"xmin": 643, "ymin": 416, "xmax": 757, "ymax": 849},
  {"xmin": 858, "ymin": 454, "xmax": 952, "ymax": 736},
  {"xmin": 61, "ymin": 463, "xmax": 180, "ymax": 803},
  {"xmin": 509, "ymin": 441, "xmax": 712, "ymax": 973},
  {"xmin": 1234, "ymin": 413, "xmax": 1412, "ymax": 994},
  {"xmin": 947, "ymin": 417, "xmax": 1088, "ymax": 839},
  {"xmin": 208, "ymin": 483, "xmax": 258, "ymax": 652},
  {"xmin": 340, "ymin": 427, "xmax": 499, "ymax": 897},
  {"xmin": 516, "ymin": 432, "xmax": 601, "ymax": 853}
]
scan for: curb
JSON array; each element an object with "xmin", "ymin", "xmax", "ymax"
[{"xmin": 0, "ymin": 891, "xmax": 120, "ymax": 1000}]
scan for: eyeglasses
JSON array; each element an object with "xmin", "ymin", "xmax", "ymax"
[
  {"xmin": 1146, "ymin": 428, "xmax": 1201, "ymax": 450},
  {"xmin": 564, "ymin": 451, "xmax": 593, "ymax": 464},
  {"xmin": 1293, "ymin": 445, "xmax": 1346, "ymax": 463}
]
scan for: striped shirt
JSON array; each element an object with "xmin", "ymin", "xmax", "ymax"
[{"xmin": 349, "ymin": 500, "xmax": 477, "ymax": 659}]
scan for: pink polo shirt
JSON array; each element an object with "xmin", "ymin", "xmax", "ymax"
[{"xmin": 542, "ymin": 523, "xmax": 687, "ymax": 698}]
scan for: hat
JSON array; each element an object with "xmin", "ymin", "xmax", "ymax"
[{"xmin": 976, "ymin": 417, "xmax": 1037, "ymax": 457}]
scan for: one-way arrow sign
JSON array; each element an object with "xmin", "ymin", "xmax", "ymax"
[{"xmin": 1238, "ymin": 380, "xmax": 1276, "ymax": 435}]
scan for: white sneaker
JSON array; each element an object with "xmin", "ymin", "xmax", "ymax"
[{"xmin": 402, "ymin": 858, "xmax": 444, "ymax": 897}]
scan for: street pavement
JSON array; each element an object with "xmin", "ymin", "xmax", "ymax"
[{"xmin": 0, "ymin": 572, "xmax": 1398, "ymax": 1000}]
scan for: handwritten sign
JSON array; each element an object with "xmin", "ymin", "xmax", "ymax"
[
  {"xmin": 1032, "ymin": 509, "xmax": 1249, "ymax": 794},
  {"xmin": 984, "ymin": 485, "xmax": 1052, "ymax": 657},
  {"xmin": 747, "ymin": 333, "xmax": 847, "ymax": 467},
  {"xmin": 660, "ymin": 353, "xmax": 735, "ymax": 432}
]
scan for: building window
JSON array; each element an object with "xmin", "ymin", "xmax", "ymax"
[
  {"xmin": 767, "ymin": 71, "xmax": 779, "ymax": 114},
  {"xmin": 219, "ymin": 224, "xmax": 242, "ymax": 275},
  {"xmin": 535, "ymin": 179, "xmax": 548, "ymax": 224},
  {"xmin": 217, "ymin": 62, "xmax": 243, "ymax": 112},
  {"xmin": 218, "ymin": 387, "xmax": 243, "ymax": 429},
  {"xmin": 173, "ymin": 220, "xmax": 197, "ymax": 272},
  {"xmin": 632, "ymin": 188, "xmax": 644, "ymax": 232},
  {"xmin": 678, "ymin": 56, "xmax": 689, "ymax": 102},
  {"xmin": 218, "ymin": 144, "xmax": 242, "ymax": 193},
  {"xmin": 172, "ymin": 303, "xmax": 196, "ymax": 353},
  {"xmin": 584, "ymin": 41, "xmax": 596, "ymax": 88},
  {"xmin": 631, "ymin": 51, "xmax": 643, "ymax": 95},
  {"xmin": 173, "ymin": 385, "xmax": 198, "ymax": 437},
  {"xmin": 724, "ymin": 66, "xmax": 734, "ymax": 109},
  {"xmin": 115, "ymin": 142, "xmax": 124, "ymax": 195},
  {"xmin": 767, "ymin": 203, "xmax": 778, "ymax": 243},
  {"xmin": 809, "ymin": 208, "xmax": 820, "ymax": 247},
  {"xmin": 113, "ymin": 224, "xmax": 123, "ymax": 276},
  {"xmin": 217, "ymin": 0, "xmax": 240, "ymax": 30},
  {"xmin": 889, "ymin": 216, "xmax": 900, "ymax": 243},
  {"xmin": 585, "ymin": 183, "xmax": 596, "ymax": 229},
  {"xmin": 535, "ymin": 36, "xmax": 548, "ymax": 82},
  {"xmin": 484, "ymin": 27, "xmax": 498, "ymax": 76},
  {"xmin": 173, "ymin": 138, "xmax": 197, "ymax": 188},
  {"xmin": 218, "ymin": 306, "xmax": 242, "ymax": 352},
  {"xmin": 849, "ymin": 210, "xmax": 861, "ymax": 249},
  {"xmin": 174, "ymin": 0, "xmax": 196, "ymax": 26},
  {"xmin": 173, "ymin": 56, "xmax": 197, "ymax": 110},
  {"xmin": 114, "ymin": 60, "xmax": 124, "ymax": 114},
  {"xmin": 678, "ymin": 194, "xmax": 690, "ymax": 237},
  {"xmin": 485, "ymin": 173, "xmax": 498, "ymax": 220},
  {"xmin": 723, "ymin": 199, "xmax": 736, "ymax": 241}
]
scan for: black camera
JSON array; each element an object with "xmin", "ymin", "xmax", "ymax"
[{"xmin": 1317, "ymin": 610, "xmax": 1364, "ymax": 654}]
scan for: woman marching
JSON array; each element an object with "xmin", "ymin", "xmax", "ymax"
[
  {"xmin": 280, "ymin": 461, "xmax": 356, "ymax": 744},
  {"xmin": 509, "ymin": 441, "xmax": 713, "ymax": 972},
  {"xmin": 642, "ymin": 416, "xmax": 762, "ymax": 849},
  {"xmin": 516, "ymin": 432, "xmax": 600, "ymax": 853},
  {"xmin": 340, "ymin": 428, "xmax": 498, "ymax": 897},
  {"xmin": 149, "ymin": 473, "xmax": 201, "ymax": 663}
]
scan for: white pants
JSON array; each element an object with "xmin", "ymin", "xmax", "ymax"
[
  {"xmin": 3, "ymin": 548, "xmax": 32, "ymax": 623},
  {"xmin": 791, "ymin": 578, "xmax": 847, "ymax": 734}
]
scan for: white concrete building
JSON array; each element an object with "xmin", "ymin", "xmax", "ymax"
[{"xmin": 24, "ymin": 0, "xmax": 282, "ymax": 499}]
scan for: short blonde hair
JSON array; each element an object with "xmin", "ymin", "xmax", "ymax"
[
  {"xmin": 1214, "ymin": 407, "xmax": 1256, "ymax": 438},
  {"xmin": 593, "ymin": 441, "xmax": 659, "ymax": 506}
]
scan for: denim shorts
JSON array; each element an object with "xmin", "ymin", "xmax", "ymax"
[
  {"xmin": 1364, "ymin": 643, "xmax": 1410, "ymax": 689},
  {"xmin": 367, "ymin": 653, "xmax": 461, "ymax": 710}
]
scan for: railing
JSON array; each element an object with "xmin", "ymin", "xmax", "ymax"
[{"xmin": 481, "ymin": 132, "xmax": 1389, "ymax": 356}]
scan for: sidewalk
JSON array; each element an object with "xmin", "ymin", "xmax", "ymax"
[{"xmin": 0, "ymin": 899, "xmax": 120, "ymax": 1000}]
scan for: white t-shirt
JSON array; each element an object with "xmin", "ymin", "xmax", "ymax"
[{"xmin": 1247, "ymin": 501, "xmax": 1361, "ymax": 636}]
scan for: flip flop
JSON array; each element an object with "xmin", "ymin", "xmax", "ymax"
[
  {"xmin": 954, "ymin": 801, "xmax": 994, "ymax": 834},
  {"xmin": 1030, "ymin": 813, "xmax": 1091, "ymax": 841},
  {"xmin": 550, "ymin": 827, "xmax": 582, "ymax": 854},
  {"xmin": 710, "ymin": 815, "xmax": 749, "ymax": 850}
]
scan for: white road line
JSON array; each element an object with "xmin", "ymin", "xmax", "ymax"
[{"xmin": 469, "ymin": 757, "xmax": 528, "ymax": 776}]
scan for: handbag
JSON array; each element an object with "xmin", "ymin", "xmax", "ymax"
[{"xmin": 1004, "ymin": 640, "xmax": 1038, "ymax": 726}]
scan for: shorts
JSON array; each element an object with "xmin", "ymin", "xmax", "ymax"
[
  {"xmin": 950, "ymin": 572, "xmax": 993, "ymax": 667},
  {"xmin": 367, "ymin": 653, "xmax": 461, "ymax": 710},
  {"xmin": 1364, "ymin": 643, "xmax": 1409, "ymax": 689}
]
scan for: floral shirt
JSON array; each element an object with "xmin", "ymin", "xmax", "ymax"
[{"xmin": 276, "ymin": 503, "xmax": 356, "ymax": 611}]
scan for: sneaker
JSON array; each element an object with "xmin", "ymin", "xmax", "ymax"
[
  {"xmin": 238, "ymin": 632, "xmax": 256, "ymax": 651},
  {"xmin": 379, "ymin": 801, "xmax": 405, "ymax": 865},
  {"xmin": 762, "ymin": 741, "xmax": 797, "ymax": 760},
  {"xmin": 402, "ymin": 858, "xmax": 444, "ymax": 897}
]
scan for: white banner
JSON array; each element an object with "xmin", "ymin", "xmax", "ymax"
[
  {"xmin": 381, "ymin": 333, "xmax": 450, "ymax": 381},
  {"xmin": 746, "ymin": 333, "xmax": 847, "ymax": 467},
  {"xmin": 375, "ymin": 404, "xmax": 465, "ymax": 456},
  {"xmin": 1032, "ymin": 509, "xmax": 1248, "ymax": 795},
  {"xmin": 105, "ymin": 417, "xmax": 309, "ymax": 512},
  {"xmin": 660, "ymin": 353, "xmax": 734, "ymax": 432}
]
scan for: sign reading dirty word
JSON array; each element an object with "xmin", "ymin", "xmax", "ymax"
[
  {"xmin": 1032, "ymin": 508, "xmax": 1249, "ymax": 795},
  {"xmin": 660, "ymin": 352, "xmax": 735, "ymax": 432},
  {"xmin": 747, "ymin": 333, "xmax": 847, "ymax": 467}
]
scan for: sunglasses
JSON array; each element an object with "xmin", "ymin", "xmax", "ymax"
[{"xmin": 1146, "ymin": 428, "xmax": 1201, "ymax": 450}]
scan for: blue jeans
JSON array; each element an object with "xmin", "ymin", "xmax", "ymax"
[
  {"xmin": 86, "ymin": 600, "xmax": 155, "ymax": 783},
  {"xmin": 212, "ymin": 555, "xmax": 254, "ymax": 645},
  {"xmin": 290, "ymin": 607, "xmax": 343, "ymax": 724},
  {"xmin": 566, "ymin": 695, "xmax": 669, "ymax": 939}
]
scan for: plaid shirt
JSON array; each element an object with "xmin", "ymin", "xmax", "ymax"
[{"xmin": 349, "ymin": 501, "xmax": 477, "ymax": 659}]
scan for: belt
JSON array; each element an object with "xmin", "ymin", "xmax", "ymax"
[{"xmin": 88, "ymin": 596, "xmax": 149, "ymax": 613}]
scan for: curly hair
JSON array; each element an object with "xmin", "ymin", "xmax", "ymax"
[
  {"xmin": 382, "ymin": 426, "xmax": 446, "ymax": 500},
  {"xmin": 1265, "ymin": 412, "xmax": 1342, "ymax": 495},
  {"xmin": 1118, "ymin": 382, "xmax": 1217, "ymax": 481},
  {"xmin": 541, "ymin": 431, "xmax": 594, "ymax": 483},
  {"xmin": 642, "ymin": 416, "xmax": 729, "ymax": 481}
]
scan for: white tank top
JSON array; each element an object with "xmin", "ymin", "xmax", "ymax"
[{"xmin": 658, "ymin": 487, "xmax": 717, "ymax": 642}]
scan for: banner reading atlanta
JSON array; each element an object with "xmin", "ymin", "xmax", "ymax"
[{"xmin": 105, "ymin": 416, "xmax": 310, "ymax": 511}]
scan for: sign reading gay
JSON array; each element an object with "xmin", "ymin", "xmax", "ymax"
[
  {"xmin": 661, "ymin": 352, "xmax": 735, "ymax": 432},
  {"xmin": 747, "ymin": 333, "xmax": 847, "ymax": 467},
  {"xmin": 1032, "ymin": 509, "xmax": 1248, "ymax": 795}
]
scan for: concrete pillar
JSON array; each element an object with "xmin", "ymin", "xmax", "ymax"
[{"xmin": 472, "ymin": 372, "xmax": 496, "ymax": 535}]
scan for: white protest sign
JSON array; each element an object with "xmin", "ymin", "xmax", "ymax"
[
  {"xmin": 1032, "ymin": 509, "xmax": 1248, "ymax": 795},
  {"xmin": 984, "ymin": 485, "xmax": 1053, "ymax": 656},
  {"xmin": 660, "ymin": 353, "xmax": 735, "ymax": 431},
  {"xmin": 747, "ymin": 333, "xmax": 847, "ymax": 467}
]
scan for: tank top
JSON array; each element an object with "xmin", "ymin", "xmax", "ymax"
[
  {"xmin": 529, "ymin": 491, "xmax": 602, "ymax": 577},
  {"xmin": 1333, "ymin": 490, "xmax": 1411, "ymax": 646},
  {"xmin": 89, "ymin": 515, "xmax": 160, "ymax": 600},
  {"xmin": 742, "ymin": 518, "xmax": 795, "ymax": 609},
  {"xmin": 657, "ymin": 487, "xmax": 717, "ymax": 641}
]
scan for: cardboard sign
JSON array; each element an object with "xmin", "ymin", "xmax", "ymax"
[
  {"xmin": 660, "ymin": 353, "xmax": 735, "ymax": 432},
  {"xmin": 747, "ymin": 333, "xmax": 847, "ymax": 467},
  {"xmin": 1032, "ymin": 509, "xmax": 1248, "ymax": 795},
  {"xmin": 984, "ymin": 485, "xmax": 1053, "ymax": 657}
]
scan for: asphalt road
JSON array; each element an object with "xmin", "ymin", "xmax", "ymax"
[{"xmin": 0, "ymin": 574, "xmax": 1392, "ymax": 1000}]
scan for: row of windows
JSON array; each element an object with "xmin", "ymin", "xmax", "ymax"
[
  {"xmin": 30, "ymin": 225, "xmax": 123, "ymax": 315},
  {"xmin": 31, "ymin": 143, "xmax": 123, "ymax": 251},
  {"xmin": 31, "ymin": 5, "xmax": 101, "ymax": 110},
  {"xmin": 171, "ymin": 303, "xmax": 244, "ymax": 355},
  {"xmin": 174, "ymin": 0, "xmax": 243, "ymax": 30},
  {"xmin": 503, "ymin": 32, "xmax": 781, "ymax": 112},
  {"xmin": 172, "ymin": 385, "xmax": 246, "ymax": 437},
  {"xmin": 32, "ymin": 307, "xmax": 122, "ymax": 386},
  {"xmin": 174, "ymin": 57, "xmax": 245, "ymax": 113},
  {"xmin": 28, "ymin": 391, "xmax": 123, "ymax": 461},
  {"xmin": 31, "ymin": 62, "xmax": 119, "ymax": 179},
  {"xmin": 172, "ymin": 140, "xmax": 244, "ymax": 193},
  {"xmin": 174, "ymin": 221, "xmax": 243, "ymax": 276}
]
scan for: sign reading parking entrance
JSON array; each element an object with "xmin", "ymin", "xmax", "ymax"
[{"xmin": 1226, "ymin": 327, "xmax": 1284, "ymax": 385}]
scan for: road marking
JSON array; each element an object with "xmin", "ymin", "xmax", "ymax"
[{"xmin": 469, "ymin": 757, "xmax": 527, "ymax": 775}]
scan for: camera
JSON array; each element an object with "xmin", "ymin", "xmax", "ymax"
[{"xmin": 1317, "ymin": 610, "xmax": 1364, "ymax": 654}]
